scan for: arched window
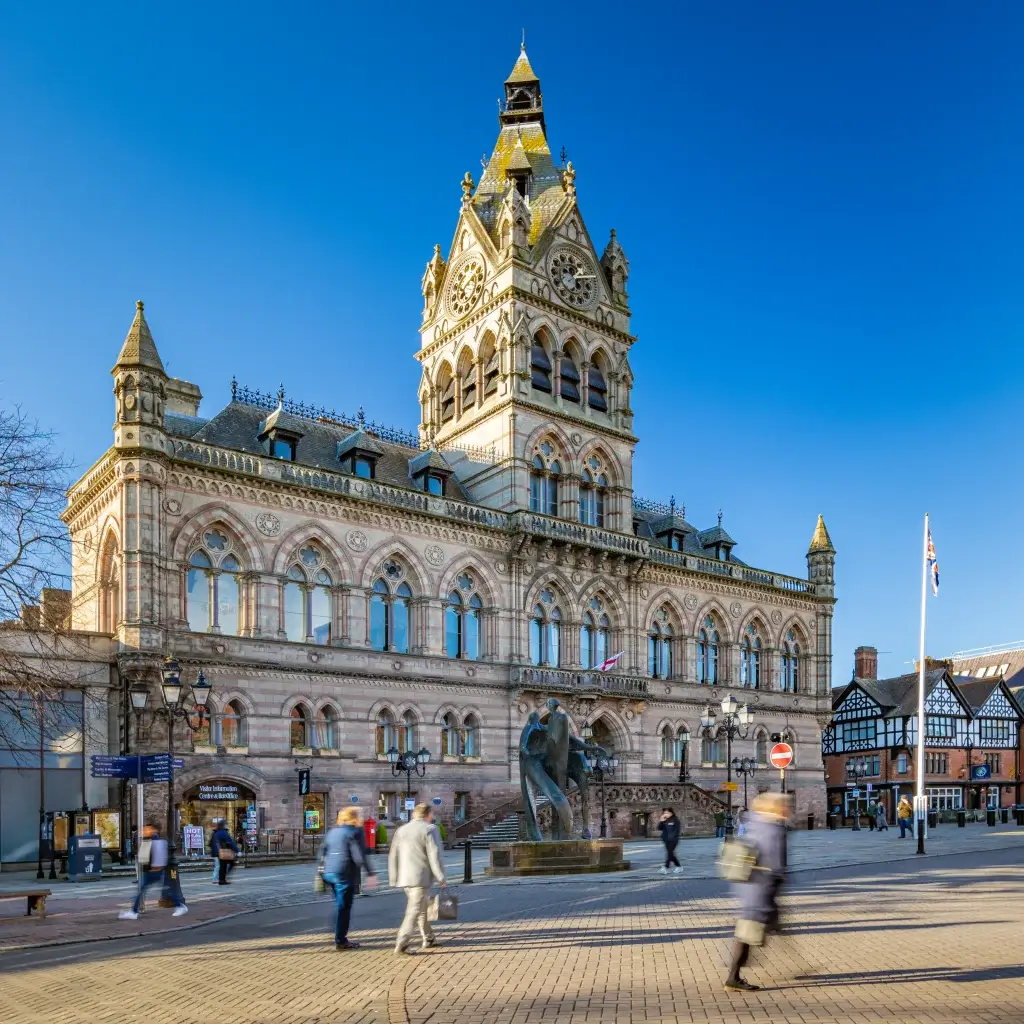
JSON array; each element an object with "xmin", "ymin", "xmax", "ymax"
[
  {"xmin": 647, "ymin": 608, "xmax": 674, "ymax": 678},
  {"xmin": 660, "ymin": 725, "xmax": 677, "ymax": 764},
  {"xmin": 559, "ymin": 348, "xmax": 581, "ymax": 403},
  {"xmin": 578, "ymin": 453, "xmax": 609, "ymax": 527},
  {"xmin": 398, "ymin": 711, "xmax": 417, "ymax": 752},
  {"xmin": 282, "ymin": 545, "xmax": 334, "ymax": 645},
  {"xmin": 696, "ymin": 615, "xmax": 720, "ymax": 684},
  {"xmin": 458, "ymin": 348, "xmax": 476, "ymax": 411},
  {"xmin": 481, "ymin": 336, "xmax": 499, "ymax": 399},
  {"xmin": 463, "ymin": 713, "xmax": 480, "ymax": 757},
  {"xmin": 587, "ymin": 359, "xmax": 608, "ymax": 412},
  {"xmin": 186, "ymin": 529, "xmax": 245, "ymax": 636},
  {"xmin": 99, "ymin": 535, "xmax": 120, "ymax": 632},
  {"xmin": 290, "ymin": 704, "xmax": 311, "ymax": 749},
  {"xmin": 529, "ymin": 590, "xmax": 561, "ymax": 666},
  {"xmin": 438, "ymin": 363, "xmax": 456, "ymax": 424},
  {"xmin": 529, "ymin": 441, "xmax": 561, "ymax": 516},
  {"xmin": 445, "ymin": 574, "xmax": 482, "ymax": 659},
  {"xmin": 781, "ymin": 630, "xmax": 801, "ymax": 692},
  {"xmin": 219, "ymin": 700, "xmax": 247, "ymax": 747},
  {"xmin": 441, "ymin": 712, "xmax": 460, "ymax": 757},
  {"xmin": 316, "ymin": 705, "xmax": 339, "ymax": 750},
  {"xmin": 740, "ymin": 623, "xmax": 762, "ymax": 689},
  {"xmin": 376, "ymin": 710, "xmax": 397, "ymax": 755},
  {"xmin": 701, "ymin": 735, "xmax": 725, "ymax": 765},
  {"xmin": 530, "ymin": 337, "xmax": 552, "ymax": 393},
  {"xmin": 755, "ymin": 731, "xmax": 768, "ymax": 767},
  {"xmin": 580, "ymin": 597, "xmax": 610, "ymax": 670},
  {"xmin": 370, "ymin": 563, "xmax": 413, "ymax": 654}
]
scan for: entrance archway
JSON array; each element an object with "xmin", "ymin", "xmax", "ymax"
[{"xmin": 180, "ymin": 781, "xmax": 257, "ymax": 852}]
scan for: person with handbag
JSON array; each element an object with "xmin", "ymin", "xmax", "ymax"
[
  {"xmin": 388, "ymin": 803, "xmax": 447, "ymax": 955},
  {"xmin": 211, "ymin": 819, "xmax": 238, "ymax": 885},
  {"xmin": 725, "ymin": 792, "xmax": 791, "ymax": 992},
  {"xmin": 118, "ymin": 824, "xmax": 188, "ymax": 920},
  {"xmin": 320, "ymin": 807, "xmax": 377, "ymax": 950}
]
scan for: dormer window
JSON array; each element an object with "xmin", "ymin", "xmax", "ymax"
[
  {"xmin": 337, "ymin": 429, "xmax": 386, "ymax": 480},
  {"xmin": 670, "ymin": 534, "xmax": 683, "ymax": 551},
  {"xmin": 410, "ymin": 448, "xmax": 451, "ymax": 497},
  {"xmin": 257, "ymin": 407, "xmax": 304, "ymax": 463},
  {"xmin": 270, "ymin": 437, "xmax": 296, "ymax": 461},
  {"xmin": 425, "ymin": 474, "xmax": 444, "ymax": 496},
  {"xmin": 352, "ymin": 456, "xmax": 374, "ymax": 479}
]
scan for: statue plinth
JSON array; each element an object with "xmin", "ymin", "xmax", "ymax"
[{"xmin": 485, "ymin": 839, "xmax": 629, "ymax": 877}]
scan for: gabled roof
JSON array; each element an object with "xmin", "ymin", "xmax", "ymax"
[
  {"xmin": 697, "ymin": 525, "xmax": 736, "ymax": 548},
  {"xmin": 956, "ymin": 677, "xmax": 1024, "ymax": 718},
  {"xmin": 834, "ymin": 668, "xmax": 951, "ymax": 718}
]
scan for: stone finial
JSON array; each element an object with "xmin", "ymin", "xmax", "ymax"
[
  {"xmin": 462, "ymin": 172, "xmax": 475, "ymax": 201},
  {"xmin": 564, "ymin": 161, "xmax": 576, "ymax": 198}
]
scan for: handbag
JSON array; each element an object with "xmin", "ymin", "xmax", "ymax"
[
  {"xmin": 314, "ymin": 868, "xmax": 326, "ymax": 894},
  {"xmin": 218, "ymin": 848, "xmax": 236, "ymax": 861},
  {"xmin": 427, "ymin": 891, "xmax": 458, "ymax": 922},
  {"xmin": 735, "ymin": 918, "xmax": 766, "ymax": 946},
  {"xmin": 716, "ymin": 839, "xmax": 757, "ymax": 882}
]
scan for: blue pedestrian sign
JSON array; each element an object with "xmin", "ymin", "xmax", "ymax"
[{"xmin": 90, "ymin": 754, "xmax": 185, "ymax": 780}]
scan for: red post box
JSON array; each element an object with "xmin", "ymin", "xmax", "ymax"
[{"xmin": 365, "ymin": 817, "xmax": 377, "ymax": 850}]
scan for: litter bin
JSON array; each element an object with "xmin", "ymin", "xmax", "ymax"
[
  {"xmin": 67, "ymin": 833, "xmax": 103, "ymax": 882},
  {"xmin": 1001, "ymin": 808, "xmax": 1010, "ymax": 825},
  {"xmin": 827, "ymin": 813, "xmax": 838, "ymax": 831},
  {"xmin": 987, "ymin": 809, "xmax": 997, "ymax": 827},
  {"xmin": 806, "ymin": 813, "xmax": 815, "ymax": 831},
  {"xmin": 927, "ymin": 810, "xmax": 938, "ymax": 830},
  {"xmin": 1017, "ymin": 807, "xmax": 1024, "ymax": 827},
  {"xmin": 957, "ymin": 810, "xmax": 966, "ymax": 828}
]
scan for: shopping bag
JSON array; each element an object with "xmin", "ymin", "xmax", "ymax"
[
  {"xmin": 218, "ymin": 848, "xmax": 236, "ymax": 861},
  {"xmin": 716, "ymin": 839, "xmax": 757, "ymax": 882},
  {"xmin": 427, "ymin": 891, "xmax": 458, "ymax": 921},
  {"xmin": 313, "ymin": 870, "xmax": 326, "ymax": 895}
]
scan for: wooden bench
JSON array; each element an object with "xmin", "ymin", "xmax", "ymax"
[{"xmin": 0, "ymin": 890, "xmax": 51, "ymax": 919}]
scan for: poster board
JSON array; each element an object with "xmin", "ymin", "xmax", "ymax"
[
  {"xmin": 182, "ymin": 825, "xmax": 205, "ymax": 855},
  {"xmin": 91, "ymin": 809, "xmax": 121, "ymax": 851},
  {"xmin": 302, "ymin": 792, "xmax": 326, "ymax": 834}
]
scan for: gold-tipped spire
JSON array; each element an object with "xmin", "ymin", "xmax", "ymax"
[
  {"xmin": 113, "ymin": 299, "xmax": 165, "ymax": 374},
  {"xmin": 808, "ymin": 514, "xmax": 835, "ymax": 554},
  {"xmin": 505, "ymin": 44, "xmax": 539, "ymax": 85}
]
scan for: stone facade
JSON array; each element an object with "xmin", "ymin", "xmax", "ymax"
[{"xmin": 57, "ymin": 47, "xmax": 835, "ymax": 843}]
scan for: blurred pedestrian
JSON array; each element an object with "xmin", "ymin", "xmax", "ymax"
[
  {"xmin": 875, "ymin": 802, "xmax": 888, "ymax": 831},
  {"xmin": 897, "ymin": 796, "xmax": 914, "ymax": 838},
  {"xmin": 118, "ymin": 824, "xmax": 187, "ymax": 920},
  {"xmin": 389, "ymin": 803, "xmax": 446, "ymax": 955},
  {"xmin": 210, "ymin": 818, "xmax": 223, "ymax": 883},
  {"xmin": 657, "ymin": 808, "xmax": 682, "ymax": 874},
  {"xmin": 714, "ymin": 810, "xmax": 726, "ymax": 839},
  {"xmin": 211, "ymin": 819, "xmax": 238, "ymax": 885},
  {"xmin": 320, "ymin": 807, "xmax": 377, "ymax": 950},
  {"xmin": 867, "ymin": 800, "xmax": 877, "ymax": 831},
  {"xmin": 724, "ymin": 792, "xmax": 791, "ymax": 993}
]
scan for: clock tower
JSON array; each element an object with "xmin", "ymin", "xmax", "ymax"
[{"xmin": 416, "ymin": 46, "xmax": 636, "ymax": 526}]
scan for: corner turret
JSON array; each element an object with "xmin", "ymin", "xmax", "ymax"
[
  {"xmin": 807, "ymin": 514, "xmax": 835, "ymax": 593},
  {"xmin": 111, "ymin": 300, "xmax": 168, "ymax": 453}
]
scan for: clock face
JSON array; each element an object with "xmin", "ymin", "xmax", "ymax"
[
  {"xmin": 446, "ymin": 256, "xmax": 486, "ymax": 318},
  {"xmin": 549, "ymin": 248, "xmax": 596, "ymax": 309}
]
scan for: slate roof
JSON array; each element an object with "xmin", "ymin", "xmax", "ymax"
[
  {"xmin": 838, "ymin": 668, "xmax": 949, "ymax": 718},
  {"xmin": 164, "ymin": 400, "xmax": 471, "ymax": 501},
  {"xmin": 632, "ymin": 504, "xmax": 744, "ymax": 562},
  {"xmin": 955, "ymin": 678, "xmax": 1023, "ymax": 717}
]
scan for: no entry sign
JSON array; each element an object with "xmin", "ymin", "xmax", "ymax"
[{"xmin": 769, "ymin": 743, "xmax": 793, "ymax": 769}]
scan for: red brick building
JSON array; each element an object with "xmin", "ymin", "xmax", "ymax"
[{"xmin": 822, "ymin": 647, "xmax": 1023, "ymax": 821}]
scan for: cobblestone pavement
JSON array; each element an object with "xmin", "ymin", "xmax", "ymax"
[{"xmin": 1, "ymin": 842, "xmax": 1023, "ymax": 1024}]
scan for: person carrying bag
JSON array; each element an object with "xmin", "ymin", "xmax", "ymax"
[
  {"xmin": 210, "ymin": 820, "xmax": 239, "ymax": 886},
  {"xmin": 389, "ymin": 803, "xmax": 448, "ymax": 954},
  {"xmin": 319, "ymin": 807, "xmax": 377, "ymax": 950}
]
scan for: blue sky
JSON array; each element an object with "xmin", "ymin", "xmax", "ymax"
[{"xmin": 1, "ymin": 4, "xmax": 1021, "ymax": 678}]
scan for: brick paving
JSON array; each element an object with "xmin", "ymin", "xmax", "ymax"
[{"xmin": 1, "ymin": 837, "xmax": 1023, "ymax": 1023}]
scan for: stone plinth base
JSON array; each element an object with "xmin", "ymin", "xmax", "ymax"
[{"xmin": 485, "ymin": 839, "xmax": 630, "ymax": 876}]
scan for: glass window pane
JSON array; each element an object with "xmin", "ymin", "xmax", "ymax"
[
  {"xmin": 445, "ymin": 605, "xmax": 461, "ymax": 658},
  {"xmin": 580, "ymin": 626, "xmax": 592, "ymax": 669},
  {"xmin": 218, "ymin": 573, "xmax": 239, "ymax": 636},
  {"xmin": 311, "ymin": 587, "xmax": 332, "ymax": 646},
  {"xmin": 284, "ymin": 582, "xmax": 305, "ymax": 642},
  {"xmin": 548, "ymin": 622, "xmax": 560, "ymax": 666},
  {"xmin": 370, "ymin": 595, "xmax": 387, "ymax": 651},
  {"xmin": 290, "ymin": 707, "xmax": 308, "ymax": 748},
  {"xmin": 465, "ymin": 609, "xmax": 479, "ymax": 661},
  {"xmin": 647, "ymin": 636, "xmax": 657, "ymax": 676},
  {"xmin": 187, "ymin": 569, "xmax": 211, "ymax": 632},
  {"xmin": 596, "ymin": 628, "xmax": 608, "ymax": 667},
  {"xmin": 530, "ymin": 619, "xmax": 542, "ymax": 665},
  {"xmin": 393, "ymin": 599, "xmax": 409, "ymax": 653}
]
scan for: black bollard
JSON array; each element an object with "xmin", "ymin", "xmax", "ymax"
[{"xmin": 463, "ymin": 838, "xmax": 473, "ymax": 884}]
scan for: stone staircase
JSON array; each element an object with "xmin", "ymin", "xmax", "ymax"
[{"xmin": 464, "ymin": 797, "xmax": 551, "ymax": 847}]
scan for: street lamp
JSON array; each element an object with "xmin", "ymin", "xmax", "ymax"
[
  {"xmin": 130, "ymin": 658, "xmax": 212, "ymax": 906},
  {"xmin": 699, "ymin": 697, "xmax": 754, "ymax": 838},
  {"xmin": 963, "ymin": 737, "xmax": 975, "ymax": 814},
  {"xmin": 732, "ymin": 756, "xmax": 758, "ymax": 811},
  {"xmin": 845, "ymin": 756, "xmax": 869, "ymax": 831},
  {"xmin": 677, "ymin": 728, "xmax": 691, "ymax": 784},
  {"xmin": 587, "ymin": 750, "xmax": 619, "ymax": 839},
  {"xmin": 388, "ymin": 746, "xmax": 431, "ymax": 808}
]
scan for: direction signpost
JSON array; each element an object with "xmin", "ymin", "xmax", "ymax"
[{"xmin": 769, "ymin": 742, "xmax": 794, "ymax": 793}]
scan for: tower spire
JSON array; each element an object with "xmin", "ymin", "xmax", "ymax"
[
  {"xmin": 808, "ymin": 514, "xmax": 835, "ymax": 554},
  {"xmin": 113, "ymin": 300, "xmax": 165, "ymax": 374}
]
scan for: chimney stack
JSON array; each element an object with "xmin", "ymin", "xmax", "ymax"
[{"xmin": 854, "ymin": 646, "xmax": 878, "ymax": 680}]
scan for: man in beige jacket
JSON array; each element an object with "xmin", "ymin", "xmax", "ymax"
[{"xmin": 388, "ymin": 803, "xmax": 447, "ymax": 954}]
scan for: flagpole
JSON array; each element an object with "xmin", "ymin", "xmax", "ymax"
[{"xmin": 916, "ymin": 513, "xmax": 929, "ymax": 855}]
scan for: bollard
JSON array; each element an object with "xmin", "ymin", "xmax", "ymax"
[{"xmin": 463, "ymin": 838, "xmax": 473, "ymax": 884}]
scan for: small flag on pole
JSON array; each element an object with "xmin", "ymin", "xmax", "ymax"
[
  {"xmin": 598, "ymin": 651, "xmax": 624, "ymax": 673},
  {"xmin": 926, "ymin": 523, "xmax": 940, "ymax": 596}
]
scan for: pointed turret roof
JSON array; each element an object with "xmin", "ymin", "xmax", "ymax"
[
  {"xmin": 505, "ymin": 44, "xmax": 539, "ymax": 85},
  {"xmin": 808, "ymin": 514, "xmax": 835, "ymax": 554},
  {"xmin": 113, "ymin": 301, "xmax": 165, "ymax": 374}
]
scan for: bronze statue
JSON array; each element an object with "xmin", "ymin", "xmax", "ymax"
[{"xmin": 519, "ymin": 698, "xmax": 608, "ymax": 841}]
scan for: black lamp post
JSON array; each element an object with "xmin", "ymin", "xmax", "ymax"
[
  {"xmin": 129, "ymin": 658, "xmax": 211, "ymax": 906},
  {"xmin": 387, "ymin": 746, "xmax": 431, "ymax": 809},
  {"xmin": 677, "ymin": 728, "xmax": 691, "ymax": 784},
  {"xmin": 700, "ymin": 696, "xmax": 754, "ymax": 839},
  {"xmin": 963, "ymin": 738, "xmax": 975, "ymax": 813},
  {"xmin": 845, "ymin": 756, "xmax": 869, "ymax": 830},
  {"xmin": 585, "ymin": 745, "xmax": 619, "ymax": 839},
  {"xmin": 732, "ymin": 756, "xmax": 757, "ymax": 811}
]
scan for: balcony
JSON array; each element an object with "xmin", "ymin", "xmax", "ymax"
[
  {"xmin": 511, "ymin": 665, "xmax": 649, "ymax": 698},
  {"xmin": 509, "ymin": 511, "xmax": 649, "ymax": 559}
]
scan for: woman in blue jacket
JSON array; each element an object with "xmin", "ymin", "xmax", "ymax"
[
  {"xmin": 210, "ymin": 821, "xmax": 239, "ymax": 885},
  {"xmin": 319, "ymin": 807, "xmax": 377, "ymax": 950}
]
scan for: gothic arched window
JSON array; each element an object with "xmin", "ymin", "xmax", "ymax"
[
  {"xmin": 696, "ymin": 615, "xmax": 720, "ymax": 684},
  {"xmin": 559, "ymin": 348, "xmax": 581, "ymax": 403},
  {"xmin": 441, "ymin": 712, "xmax": 460, "ymax": 757},
  {"xmin": 782, "ymin": 631, "xmax": 801, "ymax": 692},
  {"xmin": 587, "ymin": 356, "xmax": 609, "ymax": 412},
  {"xmin": 218, "ymin": 699, "xmax": 247, "ymax": 747},
  {"xmin": 370, "ymin": 563, "xmax": 413, "ymax": 654},
  {"xmin": 315, "ymin": 704, "xmax": 339, "ymax": 750},
  {"xmin": 290, "ymin": 704, "xmax": 312, "ymax": 749},
  {"xmin": 530, "ymin": 338, "xmax": 552, "ymax": 393},
  {"xmin": 578, "ymin": 453, "xmax": 609, "ymax": 527},
  {"xmin": 529, "ymin": 589, "xmax": 562, "ymax": 666},
  {"xmin": 480, "ymin": 335, "xmax": 499, "ymax": 400},
  {"xmin": 398, "ymin": 710, "xmax": 417, "ymax": 752},
  {"xmin": 445, "ymin": 574, "xmax": 482, "ymax": 659},
  {"xmin": 740, "ymin": 623, "xmax": 762, "ymax": 689},
  {"xmin": 376, "ymin": 710, "xmax": 397, "ymax": 755},
  {"xmin": 647, "ymin": 609, "xmax": 674, "ymax": 678},
  {"xmin": 186, "ymin": 529, "xmax": 244, "ymax": 636},
  {"xmin": 437, "ymin": 363, "xmax": 456, "ymax": 424},
  {"xmin": 282, "ymin": 544, "xmax": 334, "ymax": 645},
  {"xmin": 755, "ymin": 731, "xmax": 768, "ymax": 767},
  {"xmin": 463, "ymin": 713, "xmax": 480, "ymax": 757},
  {"xmin": 99, "ymin": 534, "xmax": 120, "ymax": 633},
  {"xmin": 580, "ymin": 597, "xmax": 610, "ymax": 670},
  {"xmin": 529, "ymin": 440, "xmax": 561, "ymax": 516}
]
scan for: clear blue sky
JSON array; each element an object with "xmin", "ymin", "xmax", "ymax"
[{"xmin": 1, "ymin": 4, "xmax": 1021, "ymax": 679}]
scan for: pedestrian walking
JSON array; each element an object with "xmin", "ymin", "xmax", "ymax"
[
  {"xmin": 211, "ymin": 819, "xmax": 239, "ymax": 885},
  {"xmin": 209, "ymin": 818, "xmax": 223, "ymax": 883},
  {"xmin": 657, "ymin": 808, "xmax": 682, "ymax": 874},
  {"xmin": 388, "ymin": 803, "xmax": 447, "ymax": 955},
  {"xmin": 875, "ymin": 801, "xmax": 889, "ymax": 831},
  {"xmin": 714, "ymin": 810, "xmax": 726, "ymax": 839},
  {"xmin": 897, "ymin": 796, "xmax": 914, "ymax": 838},
  {"xmin": 319, "ymin": 806, "xmax": 377, "ymax": 950},
  {"xmin": 118, "ymin": 824, "xmax": 188, "ymax": 920},
  {"xmin": 724, "ymin": 792, "xmax": 791, "ymax": 993}
]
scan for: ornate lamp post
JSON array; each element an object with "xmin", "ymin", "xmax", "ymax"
[
  {"xmin": 700, "ymin": 696, "xmax": 754, "ymax": 838},
  {"xmin": 677, "ymin": 728, "xmax": 691, "ymax": 784},
  {"xmin": 387, "ymin": 746, "xmax": 431, "ymax": 808},
  {"xmin": 130, "ymin": 658, "xmax": 212, "ymax": 905},
  {"xmin": 732, "ymin": 756, "xmax": 757, "ymax": 811},
  {"xmin": 845, "ymin": 756, "xmax": 869, "ymax": 831}
]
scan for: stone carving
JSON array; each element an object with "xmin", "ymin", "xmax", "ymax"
[
  {"xmin": 346, "ymin": 529, "xmax": 368, "ymax": 551},
  {"xmin": 83, "ymin": 531, "xmax": 93, "ymax": 554},
  {"xmin": 771, "ymin": 609, "xmax": 783, "ymax": 625},
  {"xmin": 495, "ymin": 560, "xmax": 508, "ymax": 574},
  {"xmin": 570, "ymin": 431, "xmax": 583, "ymax": 446},
  {"xmin": 571, "ymin": 571, "xmax": 583, "ymax": 585},
  {"xmin": 256, "ymin": 512, "xmax": 281, "ymax": 537},
  {"xmin": 683, "ymin": 594, "xmax": 698, "ymax": 611},
  {"xmin": 519, "ymin": 698, "xmax": 605, "ymax": 842},
  {"xmin": 729, "ymin": 601, "xmax": 742, "ymax": 618},
  {"xmin": 163, "ymin": 498, "xmax": 182, "ymax": 516},
  {"xmin": 425, "ymin": 544, "xmax": 445, "ymax": 566}
]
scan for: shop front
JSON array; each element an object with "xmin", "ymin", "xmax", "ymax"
[{"xmin": 179, "ymin": 781, "xmax": 257, "ymax": 853}]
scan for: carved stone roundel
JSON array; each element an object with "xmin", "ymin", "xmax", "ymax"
[
  {"xmin": 548, "ymin": 247, "xmax": 596, "ymax": 309},
  {"xmin": 770, "ymin": 609, "xmax": 783, "ymax": 625},
  {"xmin": 425, "ymin": 544, "xmax": 445, "ymax": 567},
  {"xmin": 346, "ymin": 529, "xmax": 368, "ymax": 552},
  {"xmin": 256, "ymin": 512, "xmax": 281, "ymax": 537},
  {"xmin": 163, "ymin": 498, "xmax": 182, "ymax": 516},
  {"xmin": 683, "ymin": 594, "xmax": 698, "ymax": 612},
  {"xmin": 446, "ymin": 255, "xmax": 486, "ymax": 319},
  {"xmin": 729, "ymin": 601, "xmax": 742, "ymax": 618}
]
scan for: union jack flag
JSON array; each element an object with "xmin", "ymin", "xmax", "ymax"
[{"xmin": 927, "ymin": 524, "xmax": 940, "ymax": 596}]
